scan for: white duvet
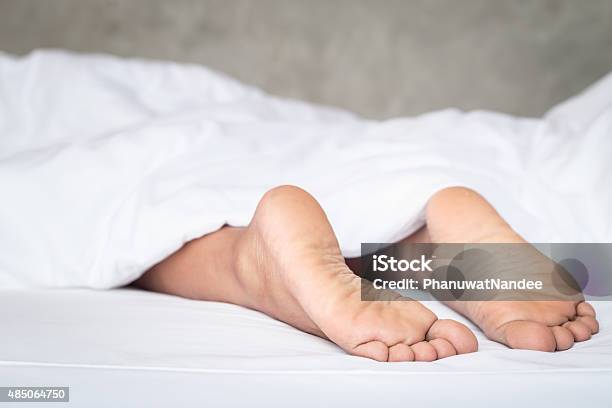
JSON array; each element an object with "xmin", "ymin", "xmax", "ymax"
[{"xmin": 0, "ymin": 50, "xmax": 611, "ymax": 289}]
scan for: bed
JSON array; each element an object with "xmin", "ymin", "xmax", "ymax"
[
  {"xmin": 1, "ymin": 49, "xmax": 611, "ymax": 406},
  {"xmin": 1, "ymin": 288, "xmax": 611, "ymax": 407}
]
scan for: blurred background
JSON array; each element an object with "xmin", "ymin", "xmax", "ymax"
[{"xmin": 1, "ymin": 0, "xmax": 611, "ymax": 119}]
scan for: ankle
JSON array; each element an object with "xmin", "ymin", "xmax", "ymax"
[{"xmin": 232, "ymin": 225, "xmax": 273, "ymax": 311}]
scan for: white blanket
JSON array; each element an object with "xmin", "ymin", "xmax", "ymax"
[{"xmin": 1, "ymin": 50, "xmax": 611, "ymax": 288}]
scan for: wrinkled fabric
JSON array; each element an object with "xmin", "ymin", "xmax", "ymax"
[{"xmin": 1, "ymin": 50, "xmax": 610, "ymax": 288}]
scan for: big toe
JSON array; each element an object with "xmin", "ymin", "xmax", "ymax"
[
  {"xmin": 498, "ymin": 320, "xmax": 556, "ymax": 352},
  {"xmin": 352, "ymin": 340, "xmax": 390, "ymax": 362},
  {"xmin": 426, "ymin": 319, "xmax": 478, "ymax": 355}
]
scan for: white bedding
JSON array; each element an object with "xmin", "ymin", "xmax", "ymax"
[
  {"xmin": 1, "ymin": 50, "xmax": 611, "ymax": 288},
  {"xmin": 1, "ymin": 288, "xmax": 610, "ymax": 407},
  {"xmin": 1, "ymin": 50, "xmax": 611, "ymax": 407}
]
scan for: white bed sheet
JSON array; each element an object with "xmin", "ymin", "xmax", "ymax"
[{"xmin": 1, "ymin": 288, "xmax": 610, "ymax": 407}]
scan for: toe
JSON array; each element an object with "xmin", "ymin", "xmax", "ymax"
[
  {"xmin": 563, "ymin": 321, "xmax": 592, "ymax": 342},
  {"xmin": 411, "ymin": 341, "xmax": 437, "ymax": 361},
  {"xmin": 576, "ymin": 316, "xmax": 599, "ymax": 334},
  {"xmin": 388, "ymin": 343, "xmax": 415, "ymax": 362},
  {"xmin": 577, "ymin": 302, "xmax": 596, "ymax": 317},
  {"xmin": 352, "ymin": 340, "xmax": 389, "ymax": 362},
  {"xmin": 426, "ymin": 319, "xmax": 478, "ymax": 354},
  {"xmin": 498, "ymin": 320, "xmax": 556, "ymax": 352},
  {"xmin": 551, "ymin": 326, "xmax": 575, "ymax": 351},
  {"xmin": 428, "ymin": 338, "xmax": 457, "ymax": 359}
]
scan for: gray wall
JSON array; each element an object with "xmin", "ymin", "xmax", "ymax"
[{"xmin": 1, "ymin": 0, "xmax": 611, "ymax": 119}]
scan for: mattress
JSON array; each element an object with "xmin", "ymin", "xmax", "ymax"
[{"xmin": 1, "ymin": 287, "xmax": 610, "ymax": 407}]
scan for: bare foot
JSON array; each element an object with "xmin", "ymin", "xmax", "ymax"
[
  {"xmin": 459, "ymin": 299, "xmax": 597, "ymax": 352},
  {"xmin": 233, "ymin": 186, "xmax": 478, "ymax": 361},
  {"xmin": 422, "ymin": 187, "xmax": 599, "ymax": 352}
]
